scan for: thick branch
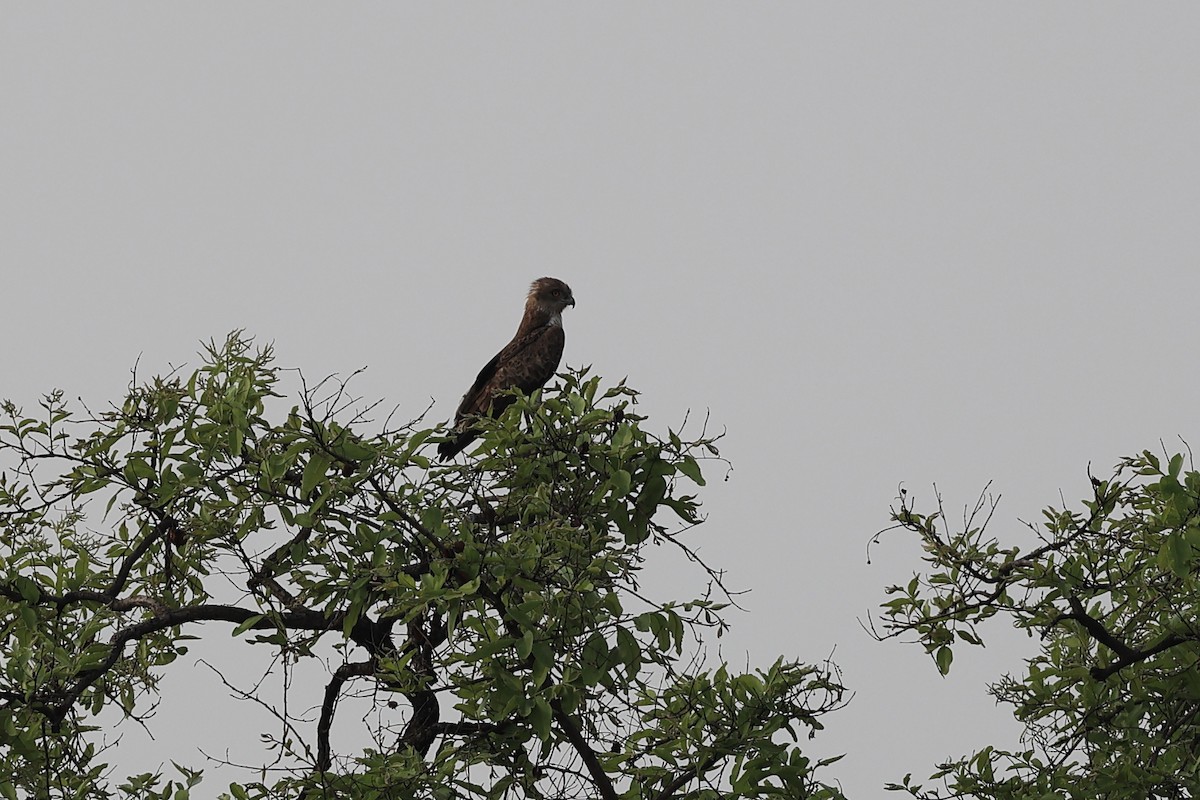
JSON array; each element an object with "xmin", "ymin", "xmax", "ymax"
[
  {"xmin": 432, "ymin": 720, "xmax": 507, "ymax": 738},
  {"xmin": 107, "ymin": 514, "xmax": 175, "ymax": 598},
  {"xmin": 653, "ymin": 750, "xmax": 723, "ymax": 800},
  {"xmin": 45, "ymin": 603, "xmax": 342, "ymax": 730},
  {"xmin": 1063, "ymin": 595, "xmax": 1136, "ymax": 662},
  {"xmin": 316, "ymin": 659, "xmax": 376, "ymax": 773},
  {"xmin": 551, "ymin": 699, "xmax": 619, "ymax": 800},
  {"xmin": 399, "ymin": 613, "xmax": 442, "ymax": 757},
  {"xmin": 1090, "ymin": 633, "xmax": 1191, "ymax": 681},
  {"xmin": 1057, "ymin": 596, "xmax": 1198, "ymax": 680}
]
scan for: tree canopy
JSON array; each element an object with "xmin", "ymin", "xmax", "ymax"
[
  {"xmin": 0, "ymin": 333, "xmax": 846, "ymax": 800},
  {"xmin": 6, "ymin": 331, "xmax": 1199, "ymax": 800},
  {"xmin": 876, "ymin": 448, "xmax": 1200, "ymax": 798}
]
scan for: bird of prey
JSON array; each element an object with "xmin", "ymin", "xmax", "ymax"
[{"xmin": 437, "ymin": 277, "xmax": 576, "ymax": 460}]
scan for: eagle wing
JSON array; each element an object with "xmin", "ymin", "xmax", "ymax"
[
  {"xmin": 455, "ymin": 324, "xmax": 565, "ymax": 422},
  {"xmin": 438, "ymin": 324, "xmax": 565, "ymax": 460}
]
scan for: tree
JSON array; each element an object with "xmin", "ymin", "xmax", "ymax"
[
  {"xmin": 0, "ymin": 333, "xmax": 847, "ymax": 800},
  {"xmin": 875, "ymin": 449, "xmax": 1200, "ymax": 798}
]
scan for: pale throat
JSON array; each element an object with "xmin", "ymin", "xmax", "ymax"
[{"xmin": 547, "ymin": 310, "xmax": 563, "ymax": 327}]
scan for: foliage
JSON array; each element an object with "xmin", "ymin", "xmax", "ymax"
[
  {"xmin": 876, "ymin": 450, "xmax": 1200, "ymax": 799},
  {"xmin": 0, "ymin": 332, "xmax": 847, "ymax": 800}
]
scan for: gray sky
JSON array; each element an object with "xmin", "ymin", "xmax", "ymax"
[{"xmin": 4, "ymin": 5, "xmax": 1200, "ymax": 796}]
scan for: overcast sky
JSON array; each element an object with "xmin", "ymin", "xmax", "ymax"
[{"xmin": 4, "ymin": 5, "xmax": 1200, "ymax": 797}]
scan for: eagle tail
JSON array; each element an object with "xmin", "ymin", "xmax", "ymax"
[{"xmin": 437, "ymin": 429, "xmax": 477, "ymax": 461}]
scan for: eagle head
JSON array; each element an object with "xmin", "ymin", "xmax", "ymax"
[{"xmin": 527, "ymin": 277, "xmax": 576, "ymax": 323}]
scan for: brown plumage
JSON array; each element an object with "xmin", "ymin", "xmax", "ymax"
[{"xmin": 437, "ymin": 277, "xmax": 576, "ymax": 460}]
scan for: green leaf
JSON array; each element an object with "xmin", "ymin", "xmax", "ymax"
[
  {"xmin": 18, "ymin": 605, "xmax": 37, "ymax": 630},
  {"xmin": 580, "ymin": 633, "xmax": 609, "ymax": 684},
  {"xmin": 12, "ymin": 575, "xmax": 41, "ymax": 604},
  {"xmin": 602, "ymin": 592, "xmax": 623, "ymax": 617},
  {"xmin": 472, "ymin": 637, "xmax": 513, "ymax": 661},
  {"xmin": 611, "ymin": 469, "xmax": 632, "ymax": 497},
  {"xmin": 528, "ymin": 697, "xmax": 552, "ymax": 742},
  {"xmin": 517, "ymin": 630, "xmax": 534, "ymax": 660},
  {"xmin": 677, "ymin": 456, "xmax": 705, "ymax": 486},
  {"xmin": 301, "ymin": 451, "xmax": 332, "ymax": 498},
  {"xmin": 125, "ymin": 457, "xmax": 157, "ymax": 480},
  {"xmin": 531, "ymin": 642, "xmax": 554, "ymax": 686},
  {"xmin": 179, "ymin": 461, "xmax": 204, "ymax": 480},
  {"xmin": 231, "ymin": 615, "xmax": 265, "ymax": 637},
  {"xmin": 615, "ymin": 626, "xmax": 641, "ymax": 677},
  {"xmin": 1158, "ymin": 531, "xmax": 1193, "ymax": 578},
  {"xmin": 935, "ymin": 645, "xmax": 954, "ymax": 676},
  {"xmin": 335, "ymin": 437, "xmax": 374, "ymax": 462}
]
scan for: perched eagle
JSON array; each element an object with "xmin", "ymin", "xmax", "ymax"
[{"xmin": 437, "ymin": 277, "xmax": 576, "ymax": 460}]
